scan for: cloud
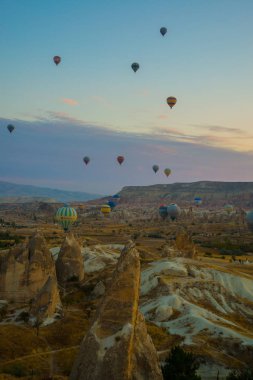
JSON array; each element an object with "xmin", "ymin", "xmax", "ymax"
[
  {"xmin": 191, "ymin": 124, "xmax": 246, "ymax": 135},
  {"xmin": 61, "ymin": 98, "xmax": 79, "ymax": 106},
  {"xmin": 1, "ymin": 115, "xmax": 253, "ymax": 194}
]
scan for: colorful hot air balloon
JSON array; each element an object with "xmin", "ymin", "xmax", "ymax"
[
  {"xmin": 164, "ymin": 168, "xmax": 171, "ymax": 177},
  {"xmin": 194, "ymin": 197, "xmax": 202, "ymax": 207},
  {"xmin": 246, "ymin": 210, "xmax": 253, "ymax": 232},
  {"xmin": 53, "ymin": 56, "xmax": 61, "ymax": 65},
  {"xmin": 166, "ymin": 97, "xmax": 177, "ymax": 109},
  {"xmin": 107, "ymin": 200, "xmax": 116, "ymax": 209},
  {"xmin": 101, "ymin": 204, "xmax": 111, "ymax": 217},
  {"xmin": 159, "ymin": 204, "xmax": 168, "ymax": 220},
  {"xmin": 153, "ymin": 165, "xmax": 159, "ymax": 173},
  {"xmin": 55, "ymin": 205, "xmax": 77, "ymax": 231},
  {"xmin": 131, "ymin": 62, "xmax": 140, "ymax": 73},
  {"xmin": 167, "ymin": 203, "xmax": 181, "ymax": 221},
  {"xmin": 83, "ymin": 156, "xmax": 90, "ymax": 165},
  {"xmin": 160, "ymin": 27, "xmax": 167, "ymax": 36},
  {"xmin": 224, "ymin": 204, "xmax": 234, "ymax": 214},
  {"xmin": 117, "ymin": 156, "xmax": 124, "ymax": 165},
  {"xmin": 7, "ymin": 124, "xmax": 15, "ymax": 133}
]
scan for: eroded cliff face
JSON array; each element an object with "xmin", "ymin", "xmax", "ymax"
[
  {"xmin": 0, "ymin": 233, "xmax": 59, "ymax": 308},
  {"xmin": 70, "ymin": 241, "xmax": 163, "ymax": 380},
  {"xmin": 56, "ymin": 233, "xmax": 84, "ymax": 284}
]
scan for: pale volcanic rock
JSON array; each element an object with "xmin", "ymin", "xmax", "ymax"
[
  {"xmin": 0, "ymin": 233, "xmax": 59, "ymax": 303},
  {"xmin": 30, "ymin": 275, "xmax": 62, "ymax": 321},
  {"xmin": 56, "ymin": 233, "xmax": 84, "ymax": 284},
  {"xmin": 70, "ymin": 241, "xmax": 162, "ymax": 380}
]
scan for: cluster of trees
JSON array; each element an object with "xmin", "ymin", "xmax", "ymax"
[{"xmin": 161, "ymin": 346, "xmax": 253, "ymax": 380}]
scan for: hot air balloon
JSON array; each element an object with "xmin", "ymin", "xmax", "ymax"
[
  {"xmin": 160, "ymin": 27, "xmax": 167, "ymax": 36},
  {"xmin": 117, "ymin": 156, "xmax": 124, "ymax": 165},
  {"xmin": 101, "ymin": 204, "xmax": 111, "ymax": 217},
  {"xmin": 224, "ymin": 204, "xmax": 234, "ymax": 214},
  {"xmin": 194, "ymin": 197, "xmax": 202, "ymax": 207},
  {"xmin": 159, "ymin": 204, "xmax": 168, "ymax": 220},
  {"xmin": 55, "ymin": 205, "xmax": 77, "ymax": 231},
  {"xmin": 167, "ymin": 203, "xmax": 181, "ymax": 221},
  {"xmin": 164, "ymin": 168, "xmax": 171, "ymax": 177},
  {"xmin": 131, "ymin": 62, "xmax": 140, "ymax": 73},
  {"xmin": 107, "ymin": 200, "xmax": 116, "ymax": 209},
  {"xmin": 7, "ymin": 124, "xmax": 15, "ymax": 133},
  {"xmin": 53, "ymin": 56, "xmax": 61, "ymax": 65},
  {"xmin": 166, "ymin": 97, "xmax": 177, "ymax": 109},
  {"xmin": 153, "ymin": 165, "xmax": 159, "ymax": 173},
  {"xmin": 83, "ymin": 156, "xmax": 90, "ymax": 165},
  {"xmin": 246, "ymin": 210, "xmax": 253, "ymax": 232}
]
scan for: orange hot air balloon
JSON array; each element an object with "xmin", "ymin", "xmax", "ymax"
[
  {"xmin": 166, "ymin": 97, "xmax": 177, "ymax": 109},
  {"xmin": 53, "ymin": 56, "xmax": 61, "ymax": 65},
  {"xmin": 117, "ymin": 156, "xmax": 124, "ymax": 165}
]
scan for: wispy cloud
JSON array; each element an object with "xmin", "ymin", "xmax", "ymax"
[
  {"xmin": 61, "ymin": 98, "xmax": 79, "ymax": 106},
  {"xmin": 191, "ymin": 124, "xmax": 247, "ymax": 135}
]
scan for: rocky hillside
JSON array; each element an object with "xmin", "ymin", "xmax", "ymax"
[
  {"xmin": 0, "ymin": 181, "xmax": 103, "ymax": 202},
  {"xmin": 118, "ymin": 181, "xmax": 253, "ymax": 208}
]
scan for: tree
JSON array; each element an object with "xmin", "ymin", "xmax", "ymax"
[
  {"xmin": 161, "ymin": 346, "xmax": 201, "ymax": 380},
  {"xmin": 226, "ymin": 369, "xmax": 253, "ymax": 380}
]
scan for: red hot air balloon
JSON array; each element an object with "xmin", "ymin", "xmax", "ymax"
[
  {"xmin": 53, "ymin": 56, "xmax": 61, "ymax": 65},
  {"xmin": 117, "ymin": 156, "xmax": 124, "ymax": 165}
]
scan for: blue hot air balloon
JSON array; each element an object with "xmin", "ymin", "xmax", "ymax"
[{"xmin": 159, "ymin": 204, "xmax": 168, "ymax": 220}]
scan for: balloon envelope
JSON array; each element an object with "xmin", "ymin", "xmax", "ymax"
[
  {"xmin": 55, "ymin": 206, "xmax": 77, "ymax": 231},
  {"xmin": 101, "ymin": 204, "xmax": 111, "ymax": 216},
  {"xmin": 159, "ymin": 205, "xmax": 168, "ymax": 219},
  {"xmin": 194, "ymin": 197, "xmax": 202, "ymax": 206},
  {"xmin": 166, "ymin": 97, "xmax": 177, "ymax": 109},
  {"xmin": 224, "ymin": 204, "xmax": 234, "ymax": 214},
  {"xmin": 153, "ymin": 165, "xmax": 159, "ymax": 173},
  {"xmin": 167, "ymin": 203, "xmax": 181, "ymax": 220},
  {"xmin": 107, "ymin": 200, "xmax": 116, "ymax": 209},
  {"xmin": 7, "ymin": 124, "xmax": 15, "ymax": 133},
  {"xmin": 131, "ymin": 62, "xmax": 140, "ymax": 72},
  {"xmin": 117, "ymin": 156, "xmax": 124, "ymax": 165},
  {"xmin": 164, "ymin": 168, "xmax": 171, "ymax": 177},
  {"xmin": 83, "ymin": 156, "xmax": 90, "ymax": 165},
  {"xmin": 246, "ymin": 210, "xmax": 253, "ymax": 232},
  {"xmin": 53, "ymin": 56, "xmax": 61, "ymax": 65},
  {"xmin": 160, "ymin": 27, "xmax": 167, "ymax": 36}
]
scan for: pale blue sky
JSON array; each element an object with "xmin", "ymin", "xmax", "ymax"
[{"xmin": 1, "ymin": 1, "xmax": 253, "ymax": 193}]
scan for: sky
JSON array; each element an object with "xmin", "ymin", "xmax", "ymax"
[{"xmin": 1, "ymin": 0, "xmax": 253, "ymax": 194}]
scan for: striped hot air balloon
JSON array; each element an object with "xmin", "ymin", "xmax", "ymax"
[
  {"xmin": 55, "ymin": 205, "xmax": 77, "ymax": 231},
  {"xmin": 166, "ymin": 96, "xmax": 177, "ymax": 109}
]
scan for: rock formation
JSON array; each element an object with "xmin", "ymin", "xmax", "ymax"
[
  {"xmin": 70, "ymin": 241, "xmax": 163, "ymax": 380},
  {"xmin": 0, "ymin": 233, "xmax": 61, "ymax": 319},
  {"xmin": 56, "ymin": 233, "xmax": 84, "ymax": 284},
  {"xmin": 174, "ymin": 231, "xmax": 197, "ymax": 258}
]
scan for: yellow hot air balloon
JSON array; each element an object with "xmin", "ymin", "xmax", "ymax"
[
  {"xmin": 101, "ymin": 204, "xmax": 111, "ymax": 217},
  {"xmin": 166, "ymin": 97, "xmax": 177, "ymax": 109},
  {"xmin": 164, "ymin": 168, "xmax": 171, "ymax": 177}
]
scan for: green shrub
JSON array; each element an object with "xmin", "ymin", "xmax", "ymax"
[{"xmin": 161, "ymin": 346, "xmax": 201, "ymax": 380}]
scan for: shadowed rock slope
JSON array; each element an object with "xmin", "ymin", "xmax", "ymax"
[
  {"xmin": 0, "ymin": 233, "xmax": 61, "ymax": 319},
  {"xmin": 70, "ymin": 241, "xmax": 163, "ymax": 380}
]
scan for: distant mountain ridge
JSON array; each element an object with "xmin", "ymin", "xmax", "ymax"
[
  {"xmin": 119, "ymin": 181, "xmax": 253, "ymax": 208},
  {"xmin": 0, "ymin": 181, "xmax": 103, "ymax": 203}
]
